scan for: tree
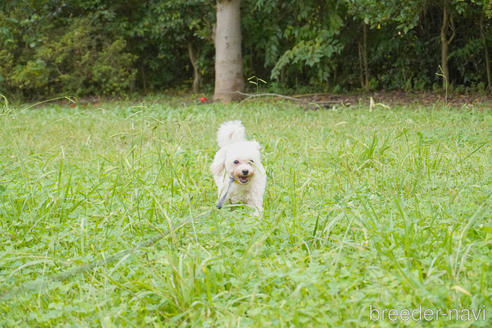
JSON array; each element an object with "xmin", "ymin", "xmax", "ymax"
[
  {"xmin": 345, "ymin": 0, "xmax": 423, "ymax": 91},
  {"xmin": 478, "ymin": 0, "xmax": 491, "ymax": 90},
  {"xmin": 438, "ymin": 0, "xmax": 492, "ymax": 90},
  {"xmin": 440, "ymin": 0, "xmax": 455, "ymax": 89},
  {"xmin": 116, "ymin": 0, "xmax": 213, "ymax": 93},
  {"xmin": 270, "ymin": 0, "xmax": 345, "ymax": 89},
  {"xmin": 214, "ymin": 0, "xmax": 244, "ymax": 103},
  {"xmin": 1, "ymin": 0, "xmax": 491, "ymax": 98},
  {"xmin": 480, "ymin": 16, "xmax": 491, "ymax": 91},
  {"xmin": 144, "ymin": 0, "xmax": 212, "ymax": 93},
  {"xmin": 0, "ymin": 0, "xmax": 137, "ymax": 98}
]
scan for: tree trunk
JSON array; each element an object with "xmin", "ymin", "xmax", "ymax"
[
  {"xmin": 214, "ymin": 0, "xmax": 244, "ymax": 103},
  {"xmin": 440, "ymin": 0, "xmax": 455, "ymax": 89},
  {"xmin": 187, "ymin": 42, "xmax": 201, "ymax": 93},
  {"xmin": 480, "ymin": 17, "xmax": 491, "ymax": 91},
  {"xmin": 360, "ymin": 23, "xmax": 369, "ymax": 91},
  {"xmin": 358, "ymin": 40, "xmax": 364, "ymax": 89}
]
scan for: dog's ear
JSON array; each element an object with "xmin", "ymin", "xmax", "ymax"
[{"xmin": 210, "ymin": 148, "xmax": 226, "ymax": 176}]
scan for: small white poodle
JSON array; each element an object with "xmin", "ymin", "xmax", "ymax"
[{"xmin": 210, "ymin": 120, "xmax": 266, "ymax": 216}]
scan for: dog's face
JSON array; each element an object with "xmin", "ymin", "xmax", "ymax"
[
  {"xmin": 211, "ymin": 141, "xmax": 261, "ymax": 185},
  {"xmin": 230, "ymin": 158, "xmax": 255, "ymax": 184},
  {"xmin": 225, "ymin": 142, "xmax": 261, "ymax": 184}
]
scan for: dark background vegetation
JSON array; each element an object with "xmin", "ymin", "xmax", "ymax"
[{"xmin": 0, "ymin": 0, "xmax": 491, "ymax": 100}]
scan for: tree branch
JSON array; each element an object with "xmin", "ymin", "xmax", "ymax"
[
  {"xmin": 448, "ymin": 13, "xmax": 456, "ymax": 45},
  {"xmin": 233, "ymin": 91, "xmax": 345, "ymax": 107}
]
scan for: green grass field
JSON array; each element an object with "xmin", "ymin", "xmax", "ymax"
[{"xmin": 0, "ymin": 99, "xmax": 491, "ymax": 327}]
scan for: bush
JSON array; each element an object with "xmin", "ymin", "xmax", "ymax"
[{"xmin": 0, "ymin": 9, "xmax": 136, "ymax": 99}]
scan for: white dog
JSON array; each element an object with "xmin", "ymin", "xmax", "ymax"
[{"xmin": 210, "ymin": 120, "xmax": 266, "ymax": 216}]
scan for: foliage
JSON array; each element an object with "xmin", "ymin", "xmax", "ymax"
[
  {"xmin": 0, "ymin": 99, "xmax": 490, "ymax": 325},
  {"xmin": 116, "ymin": 0, "xmax": 214, "ymax": 91},
  {"xmin": 0, "ymin": 2, "xmax": 137, "ymax": 98},
  {"xmin": 0, "ymin": 0, "xmax": 491, "ymax": 98}
]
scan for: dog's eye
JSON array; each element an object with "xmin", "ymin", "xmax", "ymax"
[{"xmin": 233, "ymin": 160, "xmax": 239, "ymax": 164}]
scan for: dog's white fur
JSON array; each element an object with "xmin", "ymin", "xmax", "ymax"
[{"xmin": 211, "ymin": 120, "xmax": 266, "ymax": 216}]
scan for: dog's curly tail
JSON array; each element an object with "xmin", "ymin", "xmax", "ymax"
[{"xmin": 217, "ymin": 120, "xmax": 246, "ymax": 148}]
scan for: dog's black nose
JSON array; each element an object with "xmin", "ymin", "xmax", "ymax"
[{"xmin": 242, "ymin": 169, "xmax": 249, "ymax": 175}]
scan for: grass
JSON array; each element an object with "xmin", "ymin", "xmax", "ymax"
[{"xmin": 0, "ymin": 98, "xmax": 490, "ymax": 327}]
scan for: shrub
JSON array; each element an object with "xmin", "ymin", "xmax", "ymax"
[{"xmin": 0, "ymin": 11, "xmax": 136, "ymax": 99}]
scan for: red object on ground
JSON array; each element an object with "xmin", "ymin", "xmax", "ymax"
[{"xmin": 200, "ymin": 96, "xmax": 207, "ymax": 103}]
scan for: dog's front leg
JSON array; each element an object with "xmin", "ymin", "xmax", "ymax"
[{"xmin": 247, "ymin": 198, "xmax": 263, "ymax": 217}]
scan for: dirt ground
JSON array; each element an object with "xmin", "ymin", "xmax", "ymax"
[
  {"xmin": 48, "ymin": 90, "xmax": 491, "ymax": 110},
  {"xmin": 290, "ymin": 90, "xmax": 491, "ymax": 108}
]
